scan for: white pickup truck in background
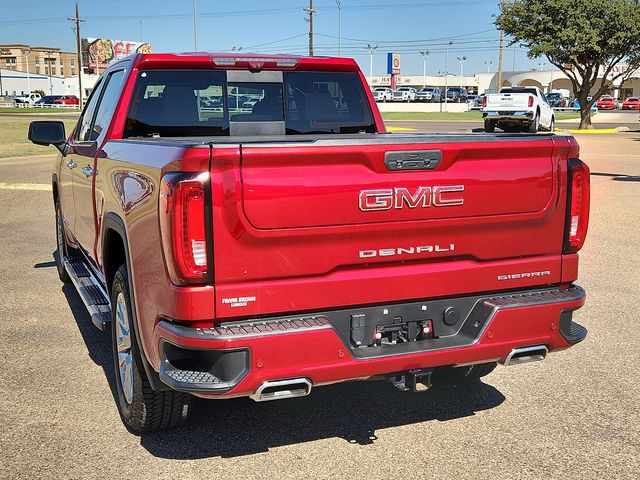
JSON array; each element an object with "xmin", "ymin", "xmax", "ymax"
[{"xmin": 482, "ymin": 86, "xmax": 555, "ymax": 133}]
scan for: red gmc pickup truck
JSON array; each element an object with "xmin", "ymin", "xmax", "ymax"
[{"xmin": 28, "ymin": 53, "xmax": 590, "ymax": 432}]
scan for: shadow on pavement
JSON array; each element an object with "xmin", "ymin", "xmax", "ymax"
[
  {"xmin": 591, "ymin": 172, "xmax": 640, "ymax": 182},
  {"xmin": 139, "ymin": 380, "xmax": 504, "ymax": 458},
  {"xmin": 59, "ymin": 273, "xmax": 119, "ymax": 405},
  {"xmin": 51, "ymin": 254, "xmax": 506, "ymax": 458}
]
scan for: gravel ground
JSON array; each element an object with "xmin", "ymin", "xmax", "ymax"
[{"xmin": 0, "ymin": 133, "xmax": 638, "ymax": 479}]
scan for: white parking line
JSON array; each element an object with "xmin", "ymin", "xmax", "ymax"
[{"xmin": 0, "ymin": 182, "xmax": 51, "ymax": 191}]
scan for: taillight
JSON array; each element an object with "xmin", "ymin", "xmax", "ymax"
[
  {"xmin": 528, "ymin": 95, "xmax": 534, "ymax": 107},
  {"xmin": 564, "ymin": 159, "xmax": 590, "ymax": 253},
  {"xmin": 482, "ymin": 95, "xmax": 487, "ymax": 107},
  {"xmin": 160, "ymin": 172, "xmax": 210, "ymax": 285}
]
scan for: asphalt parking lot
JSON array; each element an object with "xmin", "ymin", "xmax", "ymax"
[{"xmin": 1, "ymin": 125, "xmax": 639, "ymax": 479}]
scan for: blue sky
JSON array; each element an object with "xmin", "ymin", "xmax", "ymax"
[{"xmin": 0, "ymin": 0, "xmax": 544, "ymax": 76}]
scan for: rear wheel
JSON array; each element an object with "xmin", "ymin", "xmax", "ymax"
[
  {"xmin": 484, "ymin": 120, "xmax": 496, "ymax": 133},
  {"xmin": 111, "ymin": 264, "xmax": 192, "ymax": 432},
  {"xmin": 55, "ymin": 203, "xmax": 70, "ymax": 283},
  {"xmin": 432, "ymin": 362, "xmax": 497, "ymax": 387},
  {"xmin": 528, "ymin": 111, "xmax": 540, "ymax": 133}
]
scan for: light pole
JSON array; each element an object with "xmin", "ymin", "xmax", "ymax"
[
  {"xmin": 23, "ymin": 48, "xmax": 31, "ymax": 95},
  {"xmin": 366, "ymin": 43, "xmax": 378, "ymax": 86},
  {"xmin": 193, "ymin": 0, "xmax": 198, "ymax": 50},
  {"xmin": 419, "ymin": 50, "xmax": 430, "ymax": 88},
  {"xmin": 484, "ymin": 60, "xmax": 493, "ymax": 73},
  {"xmin": 457, "ymin": 56, "xmax": 467, "ymax": 92},
  {"xmin": 444, "ymin": 41, "xmax": 453, "ymax": 111},
  {"xmin": 45, "ymin": 50, "xmax": 54, "ymax": 95},
  {"xmin": 335, "ymin": 0, "xmax": 342, "ymax": 57}
]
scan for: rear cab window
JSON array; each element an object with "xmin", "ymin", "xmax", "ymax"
[{"xmin": 123, "ymin": 69, "xmax": 376, "ymax": 138}]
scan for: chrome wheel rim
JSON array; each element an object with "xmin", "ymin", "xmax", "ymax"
[{"xmin": 115, "ymin": 292, "xmax": 134, "ymax": 404}]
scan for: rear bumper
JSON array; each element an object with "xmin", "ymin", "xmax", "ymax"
[
  {"xmin": 483, "ymin": 111, "xmax": 534, "ymax": 122},
  {"xmin": 153, "ymin": 285, "xmax": 586, "ymax": 399}
]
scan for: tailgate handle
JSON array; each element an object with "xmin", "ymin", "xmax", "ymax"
[{"xmin": 384, "ymin": 150, "xmax": 442, "ymax": 171}]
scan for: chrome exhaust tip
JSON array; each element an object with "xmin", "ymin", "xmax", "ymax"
[
  {"xmin": 502, "ymin": 345, "xmax": 548, "ymax": 366},
  {"xmin": 250, "ymin": 378, "xmax": 312, "ymax": 402}
]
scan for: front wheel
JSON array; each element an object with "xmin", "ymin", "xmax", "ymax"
[
  {"xmin": 55, "ymin": 204, "xmax": 70, "ymax": 283},
  {"xmin": 111, "ymin": 264, "xmax": 192, "ymax": 432}
]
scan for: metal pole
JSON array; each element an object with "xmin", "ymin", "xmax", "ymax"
[
  {"xmin": 366, "ymin": 44, "xmax": 378, "ymax": 86},
  {"xmin": 336, "ymin": 1, "xmax": 341, "ymax": 57},
  {"xmin": 457, "ymin": 56, "xmax": 466, "ymax": 91},
  {"xmin": 419, "ymin": 50, "xmax": 430, "ymax": 88},
  {"xmin": 46, "ymin": 51, "xmax": 53, "ymax": 95},
  {"xmin": 497, "ymin": 29, "xmax": 504, "ymax": 91},
  {"xmin": 193, "ymin": 0, "xmax": 198, "ymax": 50},
  {"xmin": 24, "ymin": 49, "xmax": 31, "ymax": 94},
  {"xmin": 444, "ymin": 41, "xmax": 452, "ymax": 112},
  {"xmin": 75, "ymin": 2, "xmax": 83, "ymax": 106}
]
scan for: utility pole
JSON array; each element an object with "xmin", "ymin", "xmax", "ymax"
[
  {"xmin": 365, "ymin": 43, "xmax": 378, "ymax": 86},
  {"xmin": 419, "ymin": 50, "xmax": 430, "ymax": 88},
  {"xmin": 497, "ymin": 28, "xmax": 504, "ymax": 91},
  {"xmin": 335, "ymin": 0, "xmax": 342, "ymax": 57},
  {"xmin": 68, "ymin": 1, "xmax": 85, "ymax": 106},
  {"xmin": 304, "ymin": 0, "xmax": 316, "ymax": 56},
  {"xmin": 443, "ymin": 41, "xmax": 453, "ymax": 112},
  {"xmin": 193, "ymin": 0, "xmax": 198, "ymax": 50}
]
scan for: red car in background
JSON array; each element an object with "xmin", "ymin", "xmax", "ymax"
[
  {"xmin": 52, "ymin": 95, "xmax": 79, "ymax": 105},
  {"xmin": 596, "ymin": 95, "xmax": 617, "ymax": 110},
  {"xmin": 621, "ymin": 97, "xmax": 640, "ymax": 110}
]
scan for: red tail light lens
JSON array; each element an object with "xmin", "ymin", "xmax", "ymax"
[
  {"xmin": 564, "ymin": 159, "xmax": 590, "ymax": 253},
  {"xmin": 482, "ymin": 95, "xmax": 487, "ymax": 107},
  {"xmin": 528, "ymin": 95, "xmax": 534, "ymax": 107},
  {"xmin": 160, "ymin": 172, "xmax": 210, "ymax": 285}
]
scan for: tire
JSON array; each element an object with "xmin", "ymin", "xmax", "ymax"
[
  {"xmin": 111, "ymin": 264, "xmax": 192, "ymax": 432},
  {"xmin": 484, "ymin": 120, "xmax": 496, "ymax": 133},
  {"xmin": 55, "ymin": 203, "xmax": 70, "ymax": 283},
  {"xmin": 528, "ymin": 111, "xmax": 540, "ymax": 133},
  {"xmin": 432, "ymin": 362, "xmax": 497, "ymax": 387}
]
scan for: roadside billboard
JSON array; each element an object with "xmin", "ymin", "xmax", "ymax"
[
  {"xmin": 81, "ymin": 38, "xmax": 151, "ymax": 69},
  {"xmin": 387, "ymin": 53, "xmax": 401, "ymax": 75}
]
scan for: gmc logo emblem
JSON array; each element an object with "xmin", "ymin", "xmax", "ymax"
[{"xmin": 358, "ymin": 185, "xmax": 464, "ymax": 211}]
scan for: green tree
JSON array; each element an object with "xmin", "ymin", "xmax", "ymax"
[{"xmin": 496, "ymin": 0, "xmax": 640, "ymax": 129}]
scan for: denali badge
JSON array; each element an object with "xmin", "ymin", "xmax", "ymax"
[
  {"xmin": 359, "ymin": 244, "xmax": 455, "ymax": 258},
  {"xmin": 359, "ymin": 185, "xmax": 464, "ymax": 211}
]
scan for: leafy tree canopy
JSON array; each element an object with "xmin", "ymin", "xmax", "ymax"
[{"xmin": 496, "ymin": 0, "xmax": 640, "ymax": 128}]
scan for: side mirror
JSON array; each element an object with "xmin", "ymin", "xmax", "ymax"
[{"xmin": 28, "ymin": 121, "xmax": 67, "ymax": 149}]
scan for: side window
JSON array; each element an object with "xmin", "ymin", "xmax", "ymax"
[
  {"xmin": 75, "ymin": 80, "xmax": 104, "ymax": 142},
  {"xmin": 91, "ymin": 70, "xmax": 125, "ymax": 142}
]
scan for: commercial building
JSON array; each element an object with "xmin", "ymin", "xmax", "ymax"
[{"xmin": 0, "ymin": 44, "xmax": 78, "ymax": 78}]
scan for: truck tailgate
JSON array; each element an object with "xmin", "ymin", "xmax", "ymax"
[
  {"xmin": 211, "ymin": 134, "xmax": 569, "ymax": 319},
  {"xmin": 486, "ymin": 93, "xmax": 530, "ymax": 109}
]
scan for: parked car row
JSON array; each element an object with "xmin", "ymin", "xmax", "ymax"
[
  {"xmin": 10, "ymin": 93, "xmax": 80, "ymax": 106},
  {"xmin": 372, "ymin": 86, "xmax": 469, "ymax": 103}
]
